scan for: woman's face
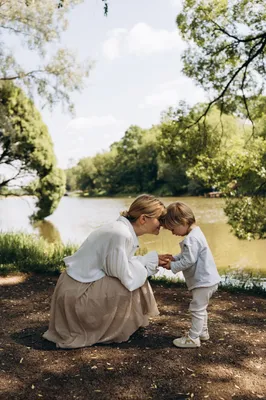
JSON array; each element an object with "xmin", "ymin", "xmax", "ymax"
[{"xmin": 143, "ymin": 216, "xmax": 161, "ymax": 235}]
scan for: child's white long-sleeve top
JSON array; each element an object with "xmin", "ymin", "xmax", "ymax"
[
  {"xmin": 170, "ymin": 226, "xmax": 220, "ymax": 290},
  {"xmin": 64, "ymin": 216, "xmax": 159, "ymax": 292}
]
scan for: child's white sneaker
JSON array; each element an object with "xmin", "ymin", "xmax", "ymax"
[
  {"xmin": 200, "ymin": 333, "xmax": 210, "ymax": 341},
  {"xmin": 173, "ymin": 336, "xmax": 200, "ymax": 348}
]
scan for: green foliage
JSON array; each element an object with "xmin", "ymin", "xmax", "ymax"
[
  {"xmin": 177, "ymin": 0, "xmax": 266, "ymax": 119},
  {"xmin": 66, "ymin": 125, "xmax": 162, "ymax": 195},
  {"xmin": 111, "ymin": 125, "xmax": 161, "ymax": 194},
  {"xmin": 224, "ymin": 197, "xmax": 266, "ymax": 240},
  {"xmin": 0, "ymin": 82, "xmax": 65, "ymax": 219},
  {"xmin": 65, "ymin": 99, "xmax": 266, "ymax": 240},
  {"xmin": 0, "ymin": 0, "xmax": 91, "ymax": 112},
  {"xmin": 175, "ymin": 2, "xmax": 266, "ymax": 239},
  {"xmin": 220, "ymin": 269, "xmax": 266, "ymax": 297},
  {"xmin": 160, "ymin": 104, "xmax": 228, "ymax": 163},
  {"xmin": 0, "ymin": 232, "xmax": 77, "ymax": 274},
  {"xmin": 159, "ymin": 104, "xmax": 244, "ymax": 193},
  {"xmin": 30, "ymin": 168, "xmax": 66, "ymax": 220},
  {"xmin": 0, "ymin": 82, "xmax": 56, "ymax": 172},
  {"xmin": 66, "ymin": 150, "xmax": 117, "ymax": 196}
]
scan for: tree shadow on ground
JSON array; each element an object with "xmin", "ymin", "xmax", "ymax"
[
  {"xmin": 1, "ymin": 275, "xmax": 266, "ymax": 400},
  {"xmin": 11, "ymin": 327, "xmax": 56, "ymax": 351}
]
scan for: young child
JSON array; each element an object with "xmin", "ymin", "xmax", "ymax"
[{"xmin": 161, "ymin": 202, "xmax": 220, "ymax": 348}]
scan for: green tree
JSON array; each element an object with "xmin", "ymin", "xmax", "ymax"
[
  {"xmin": 176, "ymin": 1, "xmax": 266, "ymax": 239},
  {"xmin": 158, "ymin": 104, "xmax": 240, "ymax": 193},
  {"xmin": 0, "ymin": 0, "xmax": 91, "ymax": 112},
  {"xmin": 177, "ymin": 0, "xmax": 266, "ymax": 122},
  {"xmin": 111, "ymin": 125, "xmax": 160, "ymax": 194},
  {"xmin": 66, "ymin": 125, "xmax": 163, "ymax": 196},
  {"xmin": 66, "ymin": 150, "xmax": 117, "ymax": 196},
  {"xmin": 65, "ymin": 165, "xmax": 79, "ymax": 192},
  {"xmin": 0, "ymin": 82, "xmax": 65, "ymax": 219}
]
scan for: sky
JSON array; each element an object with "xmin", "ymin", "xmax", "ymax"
[{"xmin": 7, "ymin": 0, "xmax": 206, "ymax": 169}]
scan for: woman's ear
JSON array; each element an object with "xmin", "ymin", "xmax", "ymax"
[{"xmin": 139, "ymin": 214, "xmax": 146, "ymax": 225}]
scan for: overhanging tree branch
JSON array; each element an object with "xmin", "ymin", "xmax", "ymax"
[
  {"xmin": 0, "ymin": 69, "xmax": 46, "ymax": 81},
  {"xmin": 186, "ymin": 37, "xmax": 266, "ymax": 128}
]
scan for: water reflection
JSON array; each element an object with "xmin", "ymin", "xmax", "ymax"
[
  {"xmin": 33, "ymin": 220, "xmax": 62, "ymax": 244},
  {"xmin": 0, "ymin": 196, "xmax": 265, "ymax": 274}
]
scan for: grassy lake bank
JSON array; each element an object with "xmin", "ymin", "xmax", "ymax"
[{"xmin": 0, "ymin": 232, "xmax": 265, "ymax": 296}]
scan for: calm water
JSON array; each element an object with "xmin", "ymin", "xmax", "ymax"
[{"xmin": 0, "ymin": 196, "xmax": 265, "ymax": 274}]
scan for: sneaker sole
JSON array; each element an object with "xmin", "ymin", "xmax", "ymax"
[
  {"xmin": 200, "ymin": 336, "xmax": 210, "ymax": 341},
  {"xmin": 173, "ymin": 339, "xmax": 200, "ymax": 348}
]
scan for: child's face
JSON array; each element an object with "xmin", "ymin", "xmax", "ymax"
[{"xmin": 170, "ymin": 223, "xmax": 189, "ymax": 237}]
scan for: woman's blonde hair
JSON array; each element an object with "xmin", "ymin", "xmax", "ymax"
[
  {"xmin": 160, "ymin": 202, "xmax": 195, "ymax": 230},
  {"xmin": 120, "ymin": 194, "xmax": 166, "ymax": 222}
]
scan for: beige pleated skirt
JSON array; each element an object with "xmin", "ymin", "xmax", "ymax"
[{"xmin": 43, "ymin": 271, "xmax": 159, "ymax": 349}]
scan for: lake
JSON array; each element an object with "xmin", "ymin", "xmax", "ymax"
[{"xmin": 0, "ymin": 196, "xmax": 265, "ymax": 275}]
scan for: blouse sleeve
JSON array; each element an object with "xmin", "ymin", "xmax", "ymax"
[
  {"xmin": 105, "ymin": 246, "xmax": 148, "ymax": 292},
  {"xmin": 133, "ymin": 251, "xmax": 159, "ymax": 277}
]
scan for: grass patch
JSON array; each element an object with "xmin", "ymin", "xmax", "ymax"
[
  {"xmin": 219, "ymin": 269, "xmax": 266, "ymax": 297},
  {"xmin": 150, "ymin": 274, "xmax": 187, "ymax": 288},
  {"xmin": 151, "ymin": 271, "xmax": 266, "ymax": 297},
  {"xmin": 1, "ymin": 232, "xmax": 265, "ymax": 297},
  {"xmin": 0, "ymin": 232, "xmax": 78, "ymax": 275}
]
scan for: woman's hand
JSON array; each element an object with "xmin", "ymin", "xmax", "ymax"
[
  {"xmin": 163, "ymin": 261, "xmax": 171, "ymax": 270},
  {"xmin": 158, "ymin": 254, "xmax": 174, "ymax": 266}
]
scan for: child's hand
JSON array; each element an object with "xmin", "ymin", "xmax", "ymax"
[{"xmin": 158, "ymin": 254, "xmax": 173, "ymax": 266}]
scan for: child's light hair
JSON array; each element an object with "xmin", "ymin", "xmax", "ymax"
[
  {"xmin": 120, "ymin": 194, "xmax": 166, "ymax": 222},
  {"xmin": 161, "ymin": 202, "xmax": 196, "ymax": 230}
]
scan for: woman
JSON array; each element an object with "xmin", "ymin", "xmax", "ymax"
[{"xmin": 43, "ymin": 194, "xmax": 169, "ymax": 349}]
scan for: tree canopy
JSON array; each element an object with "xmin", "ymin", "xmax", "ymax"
[
  {"xmin": 177, "ymin": 0, "xmax": 266, "ymax": 124},
  {"xmin": 175, "ymin": 1, "xmax": 266, "ymax": 239},
  {"xmin": 0, "ymin": 82, "xmax": 65, "ymax": 219},
  {"xmin": 0, "ymin": 0, "xmax": 92, "ymax": 112},
  {"xmin": 65, "ymin": 99, "xmax": 266, "ymax": 239}
]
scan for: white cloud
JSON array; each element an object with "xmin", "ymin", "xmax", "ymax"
[
  {"xmin": 102, "ymin": 23, "xmax": 185, "ymax": 60},
  {"xmin": 66, "ymin": 115, "xmax": 120, "ymax": 131},
  {"xmin": 54, "ymin": 115, "xmax": 126, "ymax": 169},
  {"xmin": 140, "ymin": 89, "xmax": 179, "ymax": 109},
  {"xmin": 169, "ymin": 0, "xmax": 183, "ymax": 12},
  {"xmin": 102, "ymin": 29, "xmax": 127, "ymax": 61},
  {"xmin": 139, "ymin": 77, "xmax": 207, "ymax": 109}
]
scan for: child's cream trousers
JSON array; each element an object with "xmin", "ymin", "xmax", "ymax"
[{"xmin": 189, "ymin": 284, "xmax": 218, "ymax": 339}]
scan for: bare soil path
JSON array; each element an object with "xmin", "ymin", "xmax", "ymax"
[{"xmin": 1, "ymin": 274, "xmax": 265, "ymax": 400}]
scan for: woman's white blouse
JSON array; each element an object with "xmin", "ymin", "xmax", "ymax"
[{"xmin": 64, "ymin": 216, "xmax": 159, "ymax": 291}]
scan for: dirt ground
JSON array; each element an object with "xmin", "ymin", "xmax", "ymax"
[{"xmin": 0, "ymin": 274, "xmax": 266, "ymax": 400}]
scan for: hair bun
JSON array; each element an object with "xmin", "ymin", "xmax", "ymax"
[{"xmin": 120, "ymin": 210, "xmax": 129, "ymax": 218}]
